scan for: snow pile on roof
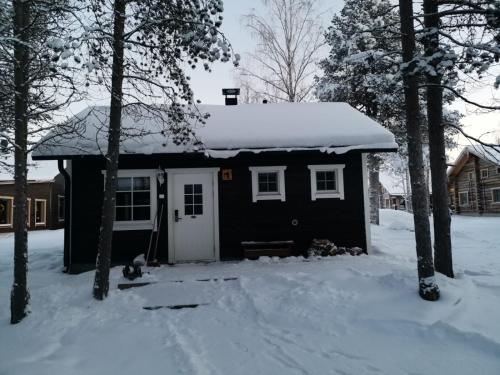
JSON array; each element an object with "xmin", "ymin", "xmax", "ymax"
[
  {"xmin": 33, "ymin": 103, "xmax": 397, "ymax": 159},
  {"xmin": 464, "ymin": 144, "xmax": 500, "ymax": 165},
  {"xmin": 379, "ymin": 172, "xmax": 406, "ymax": 195},
  {"xmin": 0, "ymin": 154, "xmax": 59, "ymax": 180},
  {"xmin": 448, "ymin": 144, "xmax": 500, "ymax": 176}
]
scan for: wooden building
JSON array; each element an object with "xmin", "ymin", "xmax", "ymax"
[
  {"xmin": 0, "ymin": 176, "xmax": 65, "ymax": 233},
  {"xmin": 32, "ymin": 102, "xmax": 397, "ymax": 272},
  {"xmin": 448, "ymin": 145, "xmax": 500, "ymax": 215},
  {"xmin": 379, "ymin": 173, "xmax": 407, "ymax": 210}
]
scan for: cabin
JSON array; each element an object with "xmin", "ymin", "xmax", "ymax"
[
  {"xmin": 32, "ymin": 100, "xmax": 397, "ymax": 272},
  {"xmin": 0, "ymin": 176, "xmax": 65, "ymax": 233},
  {"xmin": 379, "ymin": 173, "xmax": 407, "ymax": 210},
  {"xmin": 448, "ymin": 145, "xmax": 500, "ymax": 215}
]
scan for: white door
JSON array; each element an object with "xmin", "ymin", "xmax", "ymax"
[{"xmin": 172, "ymin": 172, "xmax": 216, "ymax": 262}]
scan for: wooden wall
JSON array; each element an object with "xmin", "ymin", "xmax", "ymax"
[
  {"xmin": 0, "ymin": 179, "xmax": 65, "ymax": 233},
  {"xmin": 68, "ymin": 151, "xmax": 367, "ymax": 267},
  {"xmin": 449, "ymin": 155, "xmax": 500, "ymax": 214}
]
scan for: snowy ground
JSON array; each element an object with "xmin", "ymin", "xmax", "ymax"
[{"xmin": 1, "ymin": 209, "xmax": 499, "ymax": 375}]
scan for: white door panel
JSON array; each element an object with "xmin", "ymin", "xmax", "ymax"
[{"xmin": 172, "ymin": 172, "xmax": 215, "ymax": 261}]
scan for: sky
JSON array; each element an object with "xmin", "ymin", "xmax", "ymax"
[{"xmin": 1, "ymin": 0, "xmax": 498, "ymax": 180}]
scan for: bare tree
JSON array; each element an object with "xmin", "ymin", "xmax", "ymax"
[
  {"xmin": 239, "ymin": 0, "xmax": 324, "ymax": 102},
  {"xmin": 399, "ymin": 0, "xmax": 439, "ymax": 301}
]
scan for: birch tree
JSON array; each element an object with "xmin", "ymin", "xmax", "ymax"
[{"xmin": 239, "ymin": 0, "xmax": 324, "ymax": 102}]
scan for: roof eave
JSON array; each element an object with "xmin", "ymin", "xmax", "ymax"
[{"xmin": 32, "ymin": 146, "xmax": 398, "ymax": 161}]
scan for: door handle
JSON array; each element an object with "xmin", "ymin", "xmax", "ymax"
[{"xmin": 174, "ymin": 209, "xmax": 182, "ymax": 222}]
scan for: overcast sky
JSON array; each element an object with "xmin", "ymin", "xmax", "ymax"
[{"xmin": 2, "ymin": 0, "xmax": 498, "ymax": 180}]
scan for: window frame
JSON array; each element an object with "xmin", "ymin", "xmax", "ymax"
[
  {"xmin": 480, "ymin": 168, "xmax": 489, "ymax": 179},
  {"xmin": 103, "ymin": 169, "xmax": 158, "ymax": 231},
  {"xmin": 468, "ymin": 172, "xmax": 474, "ymax": 181},
  {"xmin": 308, "ymin": 164, "xmax": 345, "ymax": 200},
  {"xmin": 0, "ymin": 196, "xmax": 14, "ymax": 228},
  {"xmin": 492, "ymin": 188, "xmax": 500, "ymax": 204},
  {"xmin": 35, "ymin": 199, "xmax": 47, "ymax": 226},
  {"xmin": 58, "ymin": 195, "xmax": 65, "ymax": 222},
  {"xmin": 458, "ymin": 191, "xmax": 469, "ymax": 206},
  {"xmin": 249, "ymin": 166, "xmax": 287, "ymax": 202}
]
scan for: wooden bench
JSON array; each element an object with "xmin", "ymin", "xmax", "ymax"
[{"xmin": 241, "ymin": 240, "xmax": 294, "ymax": 260}]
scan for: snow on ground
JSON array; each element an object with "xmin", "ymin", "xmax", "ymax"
[{"xmin": 0, "ymin": 210, "xmax": 499, "ymax": 375}]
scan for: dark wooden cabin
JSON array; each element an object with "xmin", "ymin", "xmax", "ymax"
[
  {"xmin": 32, "ymin": 102, "xmax": 397, "ymax": 272},
  {"xmin": 0, "ymin": 176, "xmax": 65, "ymax": 233}
]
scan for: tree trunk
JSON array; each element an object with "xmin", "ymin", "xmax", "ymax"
[
  {"xmin": 423, "ymin": 0, "xmax": 454, "ymax": 278},
  {"xmin": 368, "ymin": 154, "xmax": 381, "ymax": 224},
  {"xmin": 11, "ymin": 0, "xmax": 30, "ymax": 324},
  {"xmin": 93, "ymin": 0, "xmax": 126, "ymax": 300},
  {"xmin": 398, "ymin": 0, "xmax": 439, "ymax": 301}
]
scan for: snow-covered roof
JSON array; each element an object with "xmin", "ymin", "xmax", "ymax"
[
  {"xmin": 448, "ymin": 144, "xmax": 500, "ymax": 176},
  {"xmin": 379, "ymin": 172, "xmax": 406, "ymax": 195},
  {"xmin": 0, "ymin": 179, "xmax": 55, "ymax": 185},
  {"xmin": 32, "ymin": 103, "xmax": 397, "ymax": 159},
  {"xmin": 0, "ymin": 154, "xmax": 60, "ymax": 180}
]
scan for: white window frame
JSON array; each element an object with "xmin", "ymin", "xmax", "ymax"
[
  {"xmin": 103, "ymin": 169, "xmax": 158, "ymax": 231},
  {"xmin": 249, "ymin": 166, "xmax": 287, "ymax": 202},
  {"xmin": 468, "ymin": 172, "xmax": 474, "ymax": 181},
  {"xmin": 492, "ymin": 188, "xmax": 500, "ymax": 204},
  {"xmin": 35, "ymin": 199, "xmax": 47, "ymax": 226},
  {"xmin": 458, "ymin": 191, "xmax": 469, "ymax": 206},
  {"xmin": 480, "ymin": 168, "xmax": 489, "ymax": 179},
  {"xmin": 308, "ymin": 164, "xmax": 345, "ymax": 200},
  {"xmin": 58, "ymin": 195, "xmax": 65, "ymax": 222},
  {"xmin": 0, "ymin": 196, "xmax": 14, "ymax": 228}
]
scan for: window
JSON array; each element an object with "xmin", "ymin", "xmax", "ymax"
[
  {"xmin": 58, "ymin": 195, "xmax": 65, "ymax": 222},
  {"xmin": 249, "ymin": 166, "xmax": 286, "ymax": 202},
  {"xmin": 308, "ymin": 164, "xmax": 345, "ymax": 200},
  {"xmin": 492, "ymin": 188, "xmax": 500, "ymax": 204},
  {"xmin": 116, "ymin": 177, "xmax": 151, "ymax": 221},
  {"xmin": 184, "ymin": 184, "xmax": 203, "ymax": 215},
  {"xmin": 0, "ymin": 197, "xmax": 13, "ymax": 227},
  {"xmin": 497, "ymin": 167, "xmax": 500, "ymax": 174},
  {"xmin": 481, "ymin": 169, "xmax": 489, "ymax": 179},
  {"xmin": 107, "ymin": 170, "xmax": 157, "ymax": 230},
  {"xmin": 458, "ymin": 192, "xmax": 469, "ymax": 206},
  {"xmin": 35, "ymin": 199, "xmax": 47, "ymax": 226},
  {"xmin": 468, "ymin": 172, "xmax": 474, "ymax": 181}
]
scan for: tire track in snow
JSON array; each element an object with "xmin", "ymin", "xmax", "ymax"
[
  {"xmin": 161, "ymin": 312, "xmax": 218, "ymax": 375},
  {"xmin": 225, "ymin": 275, "xmax": 376, "ymax": 375}
]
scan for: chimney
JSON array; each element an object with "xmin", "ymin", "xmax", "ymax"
[{"xmin": 222, "ymin": 88, "xmax": 240, "ymax": 105}]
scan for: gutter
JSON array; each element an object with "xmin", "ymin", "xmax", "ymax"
[{"xmin": 58, "ymin": 160, "xmax": 71, "ymax": 272}]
